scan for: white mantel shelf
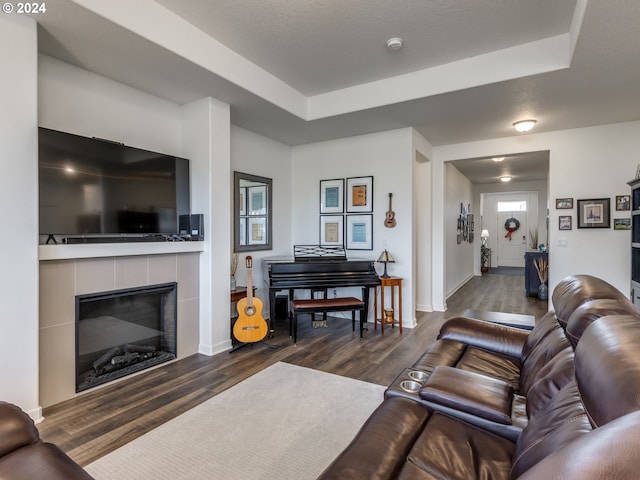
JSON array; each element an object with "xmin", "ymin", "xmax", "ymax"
[{"xmin": 39, "ymin": 241, "xmax": 205, "ymax": 261}]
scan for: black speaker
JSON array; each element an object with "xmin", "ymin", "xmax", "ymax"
[{"xmin": 179, "ymin": 214, "xmax": 204, "ymax": 240}]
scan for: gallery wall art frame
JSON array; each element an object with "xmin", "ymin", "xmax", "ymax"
[
  {"xmin": 319, "ymin": 178, "xmax": 344, "ymax": 214},
  {"xmin": 319, "ymin": 215, "xmax": 344, "ymax": 246},
  {"xmin": 346, "ymin": 176, "xmax": 373, "ymax": 213},
  {"xmin": 577, "ymin": 198, "xmax": 610, "ymax": 229},
  {"xmin": 556, "ymin": 198, "xmax": 574, "ymax": 209},
  {"xmin": 614, "ymin": 218, "xmax": 631, "ymax": 230},
  {"xmin": 559, "ymin": 215, "xmax": 572, "ymax": 230},
  {"xmin": 346, "ymin": 214, "xmax": 373, "ymax": 250},
  {"xmin": 616, "ymin": 195, "xmax": 631, "ymax": 211}
]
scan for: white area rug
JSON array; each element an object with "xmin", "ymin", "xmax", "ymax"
[{"xmin": 85, "ymin": 362, "xmax": 385, "ymax": 479}]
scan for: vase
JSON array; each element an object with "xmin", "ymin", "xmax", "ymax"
[
  {"xmin": 230, "ymin": 276, "xmax": 236, "ymax": 291},
  {"xmin": 538, "ymin": 283, "xmax": 548, "ymax": 300}
]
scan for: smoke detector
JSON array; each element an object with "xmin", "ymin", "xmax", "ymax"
[{"xmin": 386, "ymin": 37, "xmax": 404, "ymax": 51}]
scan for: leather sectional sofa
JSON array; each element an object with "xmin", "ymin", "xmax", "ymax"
[
  {"xmin": 319, "ymin": 275, "xmax": 640, "ymax": 479},
  {"xmin": 0, "ymin": 401, "xmax": 93, "ymax": 479}
]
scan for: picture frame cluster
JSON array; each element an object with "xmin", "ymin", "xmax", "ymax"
[
  {"xmin": 554, "ymin": 195, "xmax": 630, "ymax": 230},
  {"xmin": 319, "ymin": 176, "xmax": 373, "ymax": 249}
]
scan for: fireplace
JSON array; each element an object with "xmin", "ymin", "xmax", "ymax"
[{"xmin": 75, "ymin": 282, "xmax": 177, "ymax": 392}]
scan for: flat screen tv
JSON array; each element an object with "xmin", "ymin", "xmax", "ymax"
[{"xmin": 39, "ymin": 127, "xmax": 190, "ymax": 242}]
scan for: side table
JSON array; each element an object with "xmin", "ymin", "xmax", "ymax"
[{"xmin": 375, "ymin": 277, "xmax": 403, "ymax": 334}]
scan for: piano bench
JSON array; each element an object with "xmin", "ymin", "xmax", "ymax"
[{"xmin": 289, "ymin": 297, "xmax": 365, "ymax": 344}]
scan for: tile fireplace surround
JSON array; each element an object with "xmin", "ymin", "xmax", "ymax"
[{"xmin": 39, "ymin": 249, "xmax": 201, "ymax": 408}]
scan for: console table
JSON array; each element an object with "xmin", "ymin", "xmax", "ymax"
[{"xmin": 524, "ymin": 251, "xmax": 548, "ymax": 297}]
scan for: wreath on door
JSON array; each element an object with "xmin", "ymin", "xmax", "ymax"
[{"xmin": 504, "ymin": 217, "xmax": 520, "ymax": 241}]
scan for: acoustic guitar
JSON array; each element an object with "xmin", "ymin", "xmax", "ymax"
[
  {"xmin": 233, "ymin": 256, "xmax": 268, "ymax": 343},
  {"xmin": 384, "ymin": 193, "xmax": 397, "ymax": 228}
]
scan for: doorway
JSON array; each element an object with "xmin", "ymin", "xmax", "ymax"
[{"xmin": 482, "ymin": 193, "xmax": 538, "ymax": 268}]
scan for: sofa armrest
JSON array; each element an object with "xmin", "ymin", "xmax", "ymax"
[
  {"xmin": 419, "ymin": 366, "xmax": 514, "ymax": 424},
  {"xmin": 0, "ymin": 401, "xmax": 40, "ymax": 457},
  {"xmin": 438, "ymin": 316, "xmax": 529, "ymax": 360}
]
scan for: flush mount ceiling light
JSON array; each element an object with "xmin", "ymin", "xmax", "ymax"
[
  {"xmin": 386, "ymin": 37, "xmax": 404, "ymax": 51},
  {"xmin": 500, "ymin": 176, "xmax": 512, "ymax": 182},
  {"xmin": 492, "ymin": 157, "xmax": 505, "ymax": 162},
  {"xmin": 513, "ymin": 119, "xmax": 537, "ymax": 133}
]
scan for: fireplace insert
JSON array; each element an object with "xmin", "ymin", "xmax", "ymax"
[{"xmin": 75, "ymin": 282, "xmax": 177, "ymax": 392}]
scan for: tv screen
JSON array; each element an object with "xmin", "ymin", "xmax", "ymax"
[{"xmin": 39, "ymin": 127, "xmax": 190, "ymax": 240}]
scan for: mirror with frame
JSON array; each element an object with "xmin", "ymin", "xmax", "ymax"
[{"xmin": 234, "ymin": 171, "xmax": 272, "ymax": 252}]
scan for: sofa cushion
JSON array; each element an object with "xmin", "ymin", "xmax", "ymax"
[
  {"xmin": 565, "ymin": 299, "xmax": 640, "ymax": 347},
  {"xmin": 397, "ymin": 412, "xmax": 514, "ymax": 480},
  {"xmin": 515, "ymin": 410, "xmax": 640, "ymax": 480},
  {"xmin": 576, "ymin": 315, "xmax": 640, "ymax": 427},
  {"xmin": 511, "ymin": 381, "xmax": 592, "ymax": 478},
  {"xmin": 0, "ymin": 401, "xmax": 39, "ymax": 457},
  {"xmin": 0, "ymin": 442, "xmax": 94, "ymax": 480},
  {"xmin": 420, "ymin": 366, "xmax": 514, "ymax": 425},
  {"xmin": 411, "ymin": 339, "xmax": 466, "ymax": 374},
  {"xmin": 317, "ymin": 397, "xmax": 431, "ymax": 480},
  {"xmin": 456, "ymin": 347, "xmax": 520, "ymax": 389},
  {"xmin": 524, "ymin": 348, "xmax": 575, "ymax": 418},
  {"xmin": 552, "ymin": 274, "xmax": 633, "ymax": 328},
  {"xmin": 519, "ymin": 325, "xmax": 572, "ymax": 394}
]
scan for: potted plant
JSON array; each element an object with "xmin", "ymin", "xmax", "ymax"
[{"xmin": 480, "ymin": 244, "xmax": 490, "ymax": 273}]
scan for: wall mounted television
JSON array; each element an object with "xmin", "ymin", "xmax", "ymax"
[{"xmin": 39, "ymin": 127, "xmax": 190, "ymax": 243}]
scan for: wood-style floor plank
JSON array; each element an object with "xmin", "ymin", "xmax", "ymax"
[{"xmin": 38, "ymin": 273, "xmax": 547, "ymax": 466}]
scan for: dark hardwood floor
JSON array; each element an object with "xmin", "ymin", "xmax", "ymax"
[{"xmin": 38, "ymin": 273, "xmax": 547, "ymax": 466}]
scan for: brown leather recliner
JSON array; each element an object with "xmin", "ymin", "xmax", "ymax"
[
  {"xmin": 0, "ymin": 401, "xmax": 93, "ymax": 480},
  {"xmin": 318, "ymin": 314, "xmax": 640, "ymax": 479}
]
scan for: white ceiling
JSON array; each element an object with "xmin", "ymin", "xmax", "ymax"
[{"xmin": 28, "ymin": 0, "xmax": 640, "ymax": 183}]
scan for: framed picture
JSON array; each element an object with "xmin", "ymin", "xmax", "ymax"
[
  {"xmin": 616, "ymin": 195, "xmax": 631, "ymax": 211},
  {"xmin": 577, "ymin": 198, "xmax": 611, "ymax": 229},
  {"xmin": 559, "ymin": 215, "xmax": 572, "ymax": 230},
  {"xmin": 319, "ymin": 215, "xmax": 344, "ymax": 246},
  {"xmin": 247, "ymin": 217, "xmax": 267, "ymax": 245},
  {"xmin": 346, "ymin": 214, "xmax": 373, "ymax": 250},
  {"xmin": 614, "ymin": 218, "xmax": 631, "ymax": 230},
  {"xmin": 320, "ymin": 179, "xmax": 344, "ymax": 214},
  {"xmin": 239, "ymin": 187, "xmax": 247, "ymax": 216},
  {"xmin": 239, "ymin": 217, "xmax": 246, "ymax": 245},
  {"xmin": 556, "ymin": 198, "xmax": 573, "ymax": 209},
  {"xmin": 346, "ymin": 176, "xmax": 373, "ymax": 213},
  {"xmin": 247, "ymin": 185, "xmax": 267, "ymax": 215}
]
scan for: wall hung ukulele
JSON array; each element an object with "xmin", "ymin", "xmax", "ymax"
[
  {"xmin": 233, "ymin": 256, "xmax": 268, "ymax": 344},
  {"xmin": 384, "ymin": 193, "xmax": 397, "ymax": 228}
]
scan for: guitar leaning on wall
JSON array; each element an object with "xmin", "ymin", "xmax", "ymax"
[
  {"xmin": 384, "ymin": 192, "xmax": 397, "ymax": 228},
  {"xmin": 233, "ymin": 256, "xmax": 269, "ymax": 344}
]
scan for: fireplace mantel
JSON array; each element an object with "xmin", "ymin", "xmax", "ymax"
[{"xmin": 39, "ymin": 241, "xmax": 205, "ymax": 261}]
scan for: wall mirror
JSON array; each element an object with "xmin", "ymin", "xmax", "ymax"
[{"xmin": 234, "ymin": 171, "xmax": 272, "ymax": 252}]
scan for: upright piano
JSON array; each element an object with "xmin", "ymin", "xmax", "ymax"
[{"xmin": 262, "ymin": 246, "xmax": 380, "ymax": 325}]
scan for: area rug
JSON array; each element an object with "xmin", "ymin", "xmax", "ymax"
[{"xmin": 85, "ymin": 362, "xmax": 385, "ymax": 480}]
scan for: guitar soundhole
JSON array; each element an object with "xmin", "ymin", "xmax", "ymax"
[{"xmin": 245, "ymin": 305, "xmax": 256, "ymax": 316}]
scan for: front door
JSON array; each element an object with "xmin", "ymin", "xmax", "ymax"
[{"xmin": 497, "ymin": 211, "xmax": 527, "ymax": 267}]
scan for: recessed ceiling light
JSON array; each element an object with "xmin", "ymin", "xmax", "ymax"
[
  {"xmin": 386, "ymin": 37, "xmax": 404, "ymax": 51},
  {"xmin": 513, "ymin": 119, "xmax": 537, "ymax": 132},
  {"xmin": 492, "ymin": 157, "xmax": 505, "ymax": 162},
  {"xmin": 500, "ymin": 176, "xmax": 512, "ymax": 182}
]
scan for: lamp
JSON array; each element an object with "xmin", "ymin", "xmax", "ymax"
[
  {"xmin": 377, "ymin": 249, "xmax": 395, "ymax": 278},
  {"xmin": 481, "ymin": 229, "xmax": 489, "ymax": 246}
]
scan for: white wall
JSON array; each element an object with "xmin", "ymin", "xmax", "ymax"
[
  {"xmin": 445, "ymin": 163, "xmax": 474, "ymax": 296},
  {"xmin": 291, "ymin": 128, "xmax": 416, "ymax": 326},
  {"xmin": 0, "ymin": 15, "xmax": 40, "ymax": 417},
  {"xmin": 230, "ymin": 126, "xmax": 293, "ymax": 313},
  {"xmin": 435, "ymin": 121, "xmax": 640, "ymax": 301}
]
